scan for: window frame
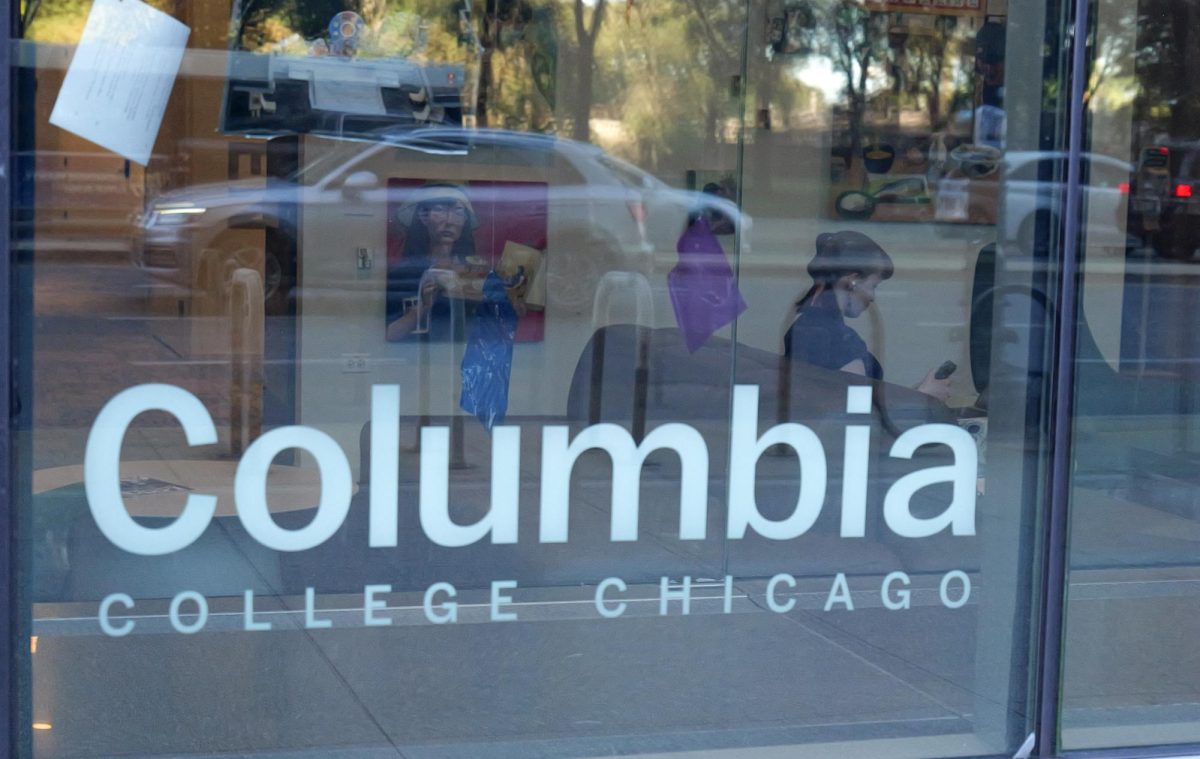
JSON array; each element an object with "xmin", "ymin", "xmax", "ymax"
[
  {"xmin": 2, "ymin": 0, "xmax": 19, "ymax": 753},
  {"xmin": 2, "ymin": 0, "xmax": 1196, "ymax": 756}
]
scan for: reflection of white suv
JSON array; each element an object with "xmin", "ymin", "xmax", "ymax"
[
  {"xmin": 1000, "ymin": 151, "xmax": 1133, "ymax": 251},
  {"xmin": 134, "ymin": 129, "xmax": 747, "ymax": 310}
]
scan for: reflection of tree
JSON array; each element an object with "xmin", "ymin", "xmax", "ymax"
[
  {"xmin": 233, "ymin": 0, "xmax": 465, "ymax": 55},
  {"xmin": 237, "ymin": 0, "xmax": 349, "ymax": 44},
  {"xmin": 891, "ymin": 16, "xmax": 956, "ymax": 130},
  {"xmin": 570, "ymin": 0, "xmax": 608, "ymax": 141},
  {"xmin": 818, "ymin": 1, "xmax": 887, "ymax": 159},
  {"xmin": 476, "ymin": 0, "xmax": 559, "ymax": 131},
  {"xmin": 612, "ymin": 3, "xmax": 696, "ymax": 165},
  {"xmin": 24, "ymin": 0, "xmax": 173, "ymax": 41},
  {"xmin": 583, "ymin": 0, "xmax": 769, "ymax": 167},
  {"xmin": 681, "ymin": 0, "xmax": 745, "ymax": 150},
  {"xmin": 1074, "ymin": 0, "xmax": 1200, "ymax": 151},
  {"xmin": 1130, "ymin": 0, "xmax": 1200, "ymax": 140}
]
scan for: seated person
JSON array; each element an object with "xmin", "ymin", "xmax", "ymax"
[{"xmin": 784, "ymin": 231, "xmax": 951, "ymax": 401}]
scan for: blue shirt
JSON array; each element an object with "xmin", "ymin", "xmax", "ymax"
[{"xmin": 784, "ymin": 290, "xmax": 883, "ymax": 380}]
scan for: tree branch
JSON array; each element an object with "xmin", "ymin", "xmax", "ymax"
[
  {"xmin": 573, "ymin": 0, "xmax": 587, "ymax": 46},
  {"xmin": 588, "ymin": 0, "xmax": 609, "ymax": 44},
  {"xmin": 684, "ymin": 0, "xmax": 735, "ymax": 66}
]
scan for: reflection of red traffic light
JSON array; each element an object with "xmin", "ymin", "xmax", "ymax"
[
  {"xmin": 1174, "ymin": 183, "xmax": 1193, "ymax": 198},
  {"xmin": 1159, "ymin": 146, "xmax": 1170, "ymax": 155},
  {"xmin": 1118, "ymin": 182, "xmax": 1130, "ymax": 194}
]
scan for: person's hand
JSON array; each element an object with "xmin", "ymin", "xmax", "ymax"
[
  {"xmin": 505, "ymin": 277, "xmax": 528, "ymax": 317},
  {"xmin": 419, "ymin": 278, "xmax": 440, "ymax": 312},
  {"xmin": 917, "ymin": 367, "xmax": 953, "ymax": 402}
]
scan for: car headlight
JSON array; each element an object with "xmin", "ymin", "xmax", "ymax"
[
  {"xmin": 151, "ymin": 211, "xmax": 191, "ymax": 226},
  {"xmin": 148, "ymin": 205, "xmax": 206, "ymax": 227}
]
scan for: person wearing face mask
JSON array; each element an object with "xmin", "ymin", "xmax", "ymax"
[
  {"xmin": 386, "ymin": 184, "xmax": 478, "ymax": 342},
  {"xmin": 784, "ymin": 231, "xmax": 951, "ymax": 401}
]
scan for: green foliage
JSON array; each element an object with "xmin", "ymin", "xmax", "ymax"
[
  {"xmin": 25, "ymin": 0, "xmax": 992, "ymax": 171},
  {"xmin": 25, "ymin": 0, "xmax": 177, "ymax": 40},
  {"xmin": 24, "ymin": 0, "xmax": 97, "ymax": 41},
  {"xmin": 234, "ymin": 0, "xmax": 468, "ymax": 56}
]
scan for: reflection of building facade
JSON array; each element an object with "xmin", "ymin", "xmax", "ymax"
[{"xmin": 3, "ymin": 0, "xmax": 1200, "ymax": 756}]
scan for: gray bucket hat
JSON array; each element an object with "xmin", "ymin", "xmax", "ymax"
[{"xmin": 395, "ymin": 184, "xmax": 479, "ymax": 229}]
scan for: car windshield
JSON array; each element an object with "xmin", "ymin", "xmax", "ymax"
[
  {"xmin": 287, "ymin": 140, "xmax": 394, "ymax": 185},
  {"xmin": 595, "ymin": 154, "xmax": 661, "ymax": 190},
  {"xmin": 286, "ymin": 149, "xmax": 351, "ymax": 185}
]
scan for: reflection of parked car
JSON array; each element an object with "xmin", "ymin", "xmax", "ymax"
[
  {"xmin": 134, "ymin": 129, "xmax": 748, "ymax": 310},
  {"xmin": 999, "ymin": 151, "xmax": 1133, "ymax": 251}
]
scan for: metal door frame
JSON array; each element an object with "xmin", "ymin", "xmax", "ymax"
[{"xmin": 2, "ymin": 0, "xmax": 1199, "ymax": 757}]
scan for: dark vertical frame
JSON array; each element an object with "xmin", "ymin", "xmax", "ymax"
[
  {"xmin": 6, "ymin": 1, "xmax": 1199, "ymax": 758},
  {"xmin": 1034, "ymin": 0, "xmax": 1200, "ymax": 755},
  {"xmin": 263, "ymin": 134, "xmax": 301, "ymax": 439},
  {"xmin": 6, "ymin": 0, "xmax": 33, "ymax": 752},
  {"xmin": 1035, "ymin": 0, "xmax": 1091, "ymax": 753},
  {"xmin": 996, "ymin": 0, "xmax": 1076, "ymax": 746},
  {"xmin": 0, "ymin": 0, "xmax": 13, "ymax": 754}
]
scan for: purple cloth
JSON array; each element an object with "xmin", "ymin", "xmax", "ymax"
[{"xmin": 668, "ymin": 217, "xmax": 747, "ymax": 352}]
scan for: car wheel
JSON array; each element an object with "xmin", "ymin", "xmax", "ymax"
[{"xmin": 199, "ymin": 239, "xmax": 292, "ymax": 315}]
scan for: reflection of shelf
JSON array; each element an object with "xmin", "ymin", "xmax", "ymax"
[{"xmin": 829, "ymin": 172, "xmax": 998, "ymax": 225}]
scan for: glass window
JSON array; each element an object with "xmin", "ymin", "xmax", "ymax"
[
  {"xmin": 14, "ymin": 0, "xmax": 1068, "ymax": 756},
  {"xmin": 1059, "ymin": 0, "xmax": 1200, "ymax": 750}
]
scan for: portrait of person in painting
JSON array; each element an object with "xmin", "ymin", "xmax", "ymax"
[
  {"xmin": 784, "ymin": 230, "xmax": 953, "ymax": 401},
  {"xmin": 386, "ymin": 184, "xmax": 479, "ymax": 342}
]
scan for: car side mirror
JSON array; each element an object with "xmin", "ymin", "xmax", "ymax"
[{"xmin": 342, "ymin": 170, "xmax": 380, "ymax": 197}]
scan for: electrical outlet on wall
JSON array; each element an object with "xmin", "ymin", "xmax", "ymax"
[
  {"xmin": 352, "ymin": 246, "xmax": 372, "ymax": 270},
  {"xmin": 355, "ymin": 247, "xmax": 374, "ymax": 279},
  {"xmin": 341, "ymin": 353, "xmax": 370, "ymax": 373}
]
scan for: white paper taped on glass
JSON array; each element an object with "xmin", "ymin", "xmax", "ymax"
[{"xmin": 49, "ymin": 0, "xmax": 190, "ymax": 166}]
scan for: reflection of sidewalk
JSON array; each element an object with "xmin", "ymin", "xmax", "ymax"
[
  {"xmin": 31, "ymin": 569, "xmax": 988, "ymax": 757},
  {"xmin": 34, "ymin": 258, "xmax": 235, "ymax": 464}
]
